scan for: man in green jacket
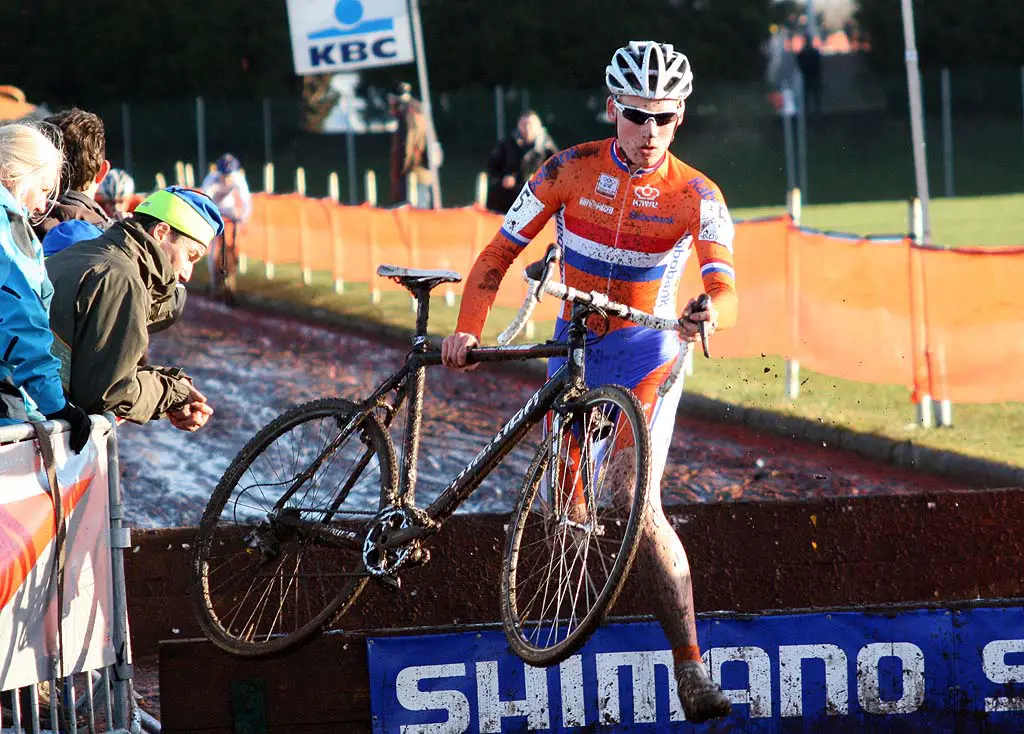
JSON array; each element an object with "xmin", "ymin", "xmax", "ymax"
[{"xmin": 45, "ymin": 186, "xmax": 224, "ymax": 430}]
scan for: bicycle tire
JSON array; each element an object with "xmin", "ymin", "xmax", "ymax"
[
  {"xmin": 501, "ymin": 384, "xmax": 651, "ymax": 667},
  {"xmin": 191, "ymin": 397, "xmax": 396, "ymax": 657}
]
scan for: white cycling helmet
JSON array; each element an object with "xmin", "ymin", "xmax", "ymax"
[
  {"xmin": 97, "ymin": 168, "xmax": 135, "ymax": 202},
  {"xmin": 606, "ymin": 41, "xmax": 693, "ymax": 101}
]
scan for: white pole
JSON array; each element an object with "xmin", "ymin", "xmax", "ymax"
[
  {"xmin": 785, "ymin": 188, "xmax": 801, "ymax": 400},
  {"xmin": 910, "ymin": 198, "xmax": 933, "ymax": 428},
  {"xmin": 407, "ymin": 0, "xmax": 442, "ymax": 208},
  {"xmin": 781, "ymin": 86, "xmax": 797, "ymax": 192},
  {"xmin": 941, "ymin": 68, "xmax": 954, "ymax": 198},
  {"xmin": 796, "ymin": 72, "xmax": 809, "ymax": 202},
  {"xmin": 328, "ymin": 171, "xmax": 340, "ymax": 202},
  {"xmin": 901, "ymin": 0, "xmax": 932, "ymax": 243},
  {"xmin": 475, "ymin": 171, "xmax": 488, "ymax": 207}
]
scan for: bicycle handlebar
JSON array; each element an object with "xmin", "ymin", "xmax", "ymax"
[{"xmin": 497, "ymin": 248, "xmax": 711, "ymax": 397}]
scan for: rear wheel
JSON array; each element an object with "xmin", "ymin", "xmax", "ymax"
[
  {"xmin": 501, "ymin": 385, "xmax": 651, "ymax": 666},
  {"xmin": 191, "ymin": 397, "xmax": 396, "ymax": 657}
]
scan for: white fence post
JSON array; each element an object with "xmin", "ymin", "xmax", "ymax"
[
  {"xmin": 785, "ymin": 187, "xmax": 801, "ymax": 400},
  {"xmin": 910, "ymin": 198, "xmax": 933, "ymax": 428}
]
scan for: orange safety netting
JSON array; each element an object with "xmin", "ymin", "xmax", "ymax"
[{"xmin": 237, "ymin": 193, "xmax": 1024, "ymax": 404}]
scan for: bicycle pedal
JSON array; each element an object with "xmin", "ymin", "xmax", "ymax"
[{"xmin": 379, "ymin": 574, "xmax": 402, "ymax": 591}]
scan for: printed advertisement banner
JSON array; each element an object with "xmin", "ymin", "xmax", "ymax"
[
  {"xmin": 368, "ymin": 605, "xmax": 1024, "ymax": 732},
  {"xmin": 286, "ymin": 0, "xmax": 415, "ymax": 75},
  {"xmin": 0, "ymin": 427, "xmax": 115, "ymax": 691}
]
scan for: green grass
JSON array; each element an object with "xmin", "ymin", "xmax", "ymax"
[
  {"xmin": 201, "ymin": 192, "xmax": 1024, "ymax": 468},
  {"xmin": 738, "ymin": 193, "xmax": 1024, "ymax": 247}
]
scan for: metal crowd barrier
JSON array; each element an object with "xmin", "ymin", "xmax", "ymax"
[{"xmin": 0, "ymin": 416, "xmax": 159, "ymax": 733}]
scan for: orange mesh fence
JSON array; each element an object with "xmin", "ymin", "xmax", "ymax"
[
  {"xmin": 674, "ymin": 216, "xmax": 792, "ymax": 360},
  {"xmin": 790, "ymin": 229, "xmax": 919, "ymax": 390},
  {"xmin": 919, "ymin": 245, "xmax": 1024, "ymax": 403},
  {"xmin": 237, "ymin": 194, "xmax": 1024, "ymax": 404}
]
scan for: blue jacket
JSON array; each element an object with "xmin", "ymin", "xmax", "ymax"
[{"xmin": 0, "ymin": 183, "xmax": 66, "ymax": 422}]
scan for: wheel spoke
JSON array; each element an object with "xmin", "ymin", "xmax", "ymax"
[
  {"xmin": 193, "ymin": 399, "xmax": 395, "ymax": 655},
  {"xmin": 503, "ymin": 386, "xmax": 650, "ymax": 666}
]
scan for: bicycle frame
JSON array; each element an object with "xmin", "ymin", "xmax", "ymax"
[{"xmin": 366, "ymin": 292, "xmax": 593, "ymax": 528}]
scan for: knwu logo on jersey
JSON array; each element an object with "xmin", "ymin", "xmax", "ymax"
[
  {"xmin": 285, "ymin": 0, "xmax": 415, "ymax": 74},
  {"xmin": 633, "ymin": 184, "xmax": 660, "ymax": 208},
  {"xmin": 367, "ymin": 606, "xmax": 1024, "ymax": 732}
]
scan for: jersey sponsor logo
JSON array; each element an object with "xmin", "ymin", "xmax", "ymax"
[
  {"xmin": 634, "ymin": 184, "xmax": 660, "ymax": 200},
  {"xmin": 633, "ymin": 184, "xmax": 660, "ymax": 209},
  {"xmin": 629, "ymin": 210, "xmax": 675, "ymax": 225},
  {"xmin": 502, "ymin": 185, "xmax": 547, "ymax": 241},
  {"xmin": 595, "ymin": 173, "xmax": 619, "ymax": 198},
  {"xmin": 578, "ymin": 197, "xmax": 615, "ymax": 215},
  {"xmin": 655, "ymin": 235, "xmax": 691, "ymax": 311},
  {"xmin": 688, "ymin": 176, "xmax": 719, "ymax": 201},
  {"xmin": 699, "ymin": 199, "xmax": 735, "ymax": 249},
  {"xmin": 532, "ymin": 149, "xmax": 580, "ymax": 185}
]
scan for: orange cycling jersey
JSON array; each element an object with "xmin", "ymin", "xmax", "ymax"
[{"xmin": 456, "ymin": 137, "xmax": 738, "ymax": 339}]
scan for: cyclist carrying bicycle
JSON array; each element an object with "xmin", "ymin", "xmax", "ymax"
[{"xmin": 441, "ymin": 40, "xmax": 737, "ymax": 723}]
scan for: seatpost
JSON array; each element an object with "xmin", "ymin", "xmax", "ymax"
[{"xmin": 412, "ymin": 286, "xmax": 431, "ymax": 341}]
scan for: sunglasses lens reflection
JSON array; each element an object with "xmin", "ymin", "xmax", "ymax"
[{"xmin": 621, "ymin": 107, "xmax": 677, "ymax": 126}]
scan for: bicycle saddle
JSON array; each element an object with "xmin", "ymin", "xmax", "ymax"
[{"xmin": 376, "ymin": 265, "xmax": 462, "ymax": 293}]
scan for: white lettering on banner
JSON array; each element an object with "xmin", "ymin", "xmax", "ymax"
[
  {"xmin": 596, "ymin": 650, "xmax": 684, "ymax": 724},
  {"xmin": 395, "ymin": 664, "xmax": 470, "ymax": 733},
  {"xmin": 284, "ymin": 0, "xmax": 414, "ymax": 75},
  {"xmin": 383, "ymin": 636, "xmax": 1024, "ymax": 728},
  {"xmin": 856, "ymin": 643, "xmax": 926, "ymax": 714},
  {"xmin": 706, "ymin": 646, "xmax": 773, "ymax": 718},
  {"xmin": 559, "ymin": 656, "xmax": 586, "ymax": 726},
  {"xmin": 983, "ymin": 639, "xmax": 1024, "ymax": 712},
  {"xmin": 476, "ymin": 660, "xmax": 549, "ymax": 732},
  {"xmin": 779, "ymin": 644, "xmax": 849, "ymax": 717}
]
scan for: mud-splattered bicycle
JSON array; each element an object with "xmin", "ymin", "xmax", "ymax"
[{"xmin": 191, "ymin": 245, "xmax": 701, "ymax": 665}]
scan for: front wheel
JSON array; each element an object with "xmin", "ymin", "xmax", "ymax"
[
  {"xmin": 501, "ymin": 384, "xmax": 651, "ymax": 666},
  {"xmin": 191, "ymin": 397, "xmax": 396, "ymax": 657}
]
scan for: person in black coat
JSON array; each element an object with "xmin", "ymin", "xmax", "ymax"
[{"xmin": 485, "ymin": 110, "xmax": 558, "ymax": 214}]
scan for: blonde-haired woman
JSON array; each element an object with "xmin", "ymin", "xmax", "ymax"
[{"xmin": 0, "ymin": 122, "xmax": 90, "ymax": 451}]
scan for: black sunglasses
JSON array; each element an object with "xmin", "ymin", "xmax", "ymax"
[{"xmin": 613, "ymin": 99, "xmax": 681, "ymax": 126}]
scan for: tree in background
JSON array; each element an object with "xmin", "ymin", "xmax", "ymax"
[
  {"xmin": 0, "ymin": 0, "xmax": 783, "ymax": 107},
  {"xmin": 856, "ymin": 0, "xmax": 1024, "ymax": 73}
]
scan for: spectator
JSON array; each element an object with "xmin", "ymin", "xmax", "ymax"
[
  {"xmin": 388, "ymin": 81, "xmax": 434, "ymax": 208},
  {"xmin": 33, "ymin": 108, "xmax": 112, "ymax": 256},
  {"xmin": 796, "ymin": 34, "xmax": 823, "ymax": 116},
  {"xmin": 485, "ymin": 109, "xmax": 559, "ymax": 214},
  {"xmin": 45, "ymin": 186, "xmax": 224, "ymax": 431},
  {"xmin": 0, "ymin": 122, "xmax": 90, "ymax": 451},
  {"xmin": 201, "ymin": 153, "xmax": 251, "ymax": 305},
  {"xmin": 95, "ymin": 168, "xmax": 136, "ymax": 218}
]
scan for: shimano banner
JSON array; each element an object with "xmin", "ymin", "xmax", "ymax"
[
  {"xmin": 368, "ymin": 605, "xmax": 1024, "ymax": 732},
  {"xmin": 285, "ymin": 0, "xmax": 415, "ymax": 75}
]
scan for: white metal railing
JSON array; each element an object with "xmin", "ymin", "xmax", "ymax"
[{"xmin": 0, "ymin": 415, "xmax": 157, "ymax": 733}]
